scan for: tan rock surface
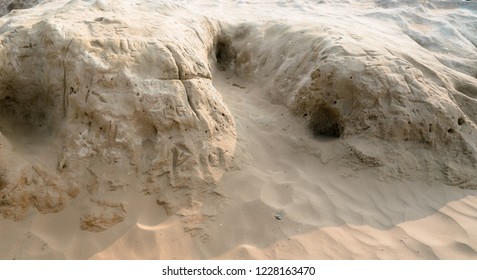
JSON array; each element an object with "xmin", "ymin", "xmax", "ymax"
[
  {"xmin": 1, "ymin": 0, "xmax": 477, "ymax": 259},
  {"xmin": 0, "ymin": 0, "xmax": 236, "ymax": 231}
]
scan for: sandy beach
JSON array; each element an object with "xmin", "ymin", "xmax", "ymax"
[{"xmin": 1, "ymin": 0, "xmax": 477, "ymax": 259}]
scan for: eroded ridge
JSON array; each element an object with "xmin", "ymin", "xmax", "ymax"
[{"xmin": 218, "ymin": 21, "xmax": 477, "ymax": 185}]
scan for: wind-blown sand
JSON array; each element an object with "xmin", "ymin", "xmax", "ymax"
[{"xmin": 1, "ymin": 0, "xmax": 477, "ymax": 259}]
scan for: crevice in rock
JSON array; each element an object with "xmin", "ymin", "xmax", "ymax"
[
  {"xmin": 215, "ymin": 35, "xmax": 237, "ymax": 70},
  {"xmin": 1, "ymin": 0, "xmax": 41, "ymax": 17},
  {"xmin": 455, "ymin": 80, "xmax": 477, "ymax": 99}
]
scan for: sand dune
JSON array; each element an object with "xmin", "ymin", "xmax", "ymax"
[{"xmin": 1, "ymin": 0, "xmax": 477, "ymax": 259}]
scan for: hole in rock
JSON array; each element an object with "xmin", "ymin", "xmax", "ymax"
[
  {"xmin": 215, "ymin": 36, "xmax": 236, "ymax": 68},
  {"xmin": 0, "ymin": 82, "xmax": 61, "ymax": 145},
  {"xmin": 0, "ymin": 174, "xmax": 5, "ymax": 191},
  {"xmin": 309, "ymin": 105, "xmax": 343, "ymax": 138}
]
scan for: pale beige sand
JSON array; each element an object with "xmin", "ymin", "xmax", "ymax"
[{"xmin": 1, "ymin": 0, "xmax": 477, "ymax": 259}]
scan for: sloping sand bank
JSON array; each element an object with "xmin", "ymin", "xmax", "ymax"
[{"xmin": 1, "ymin": 0, "xmax": 477, "ymax": 259}]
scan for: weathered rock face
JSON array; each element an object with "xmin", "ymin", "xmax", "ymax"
[
  {"xmin": 0, "ymin": 0, "xmax": 41, "ymax": 17},
  {"xmin": 0, "ymin": 0, "xmax": 236, "ymax": 230},
  {"xmin": 221, "ymin": 20, "xmax": 477, "ymax": 186},
  {"xmin": 1, "ymin": 0, "xmax": 477, "ymax": 232}
]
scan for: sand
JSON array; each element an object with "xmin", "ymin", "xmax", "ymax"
[{"xmin": 1, "ymin": 0, "xmax": 477, "ymax": 259}]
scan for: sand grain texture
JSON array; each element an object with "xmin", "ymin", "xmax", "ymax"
[{"xmin": 1, "ymin": 0, "xmax": 477, "ymax": 259}]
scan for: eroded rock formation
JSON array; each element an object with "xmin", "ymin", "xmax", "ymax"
[{"xmin": 0, "ymin": 0, "xmax": 236, "ymax": 230}]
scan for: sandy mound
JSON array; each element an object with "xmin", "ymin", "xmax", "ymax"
[
  {"xmin": 216, "ymin": 2, "xmax": 477, "ymax": 186},
  {"xmin": 0, "ymin": 0, "xmax": 236, "ymax": 231}
]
